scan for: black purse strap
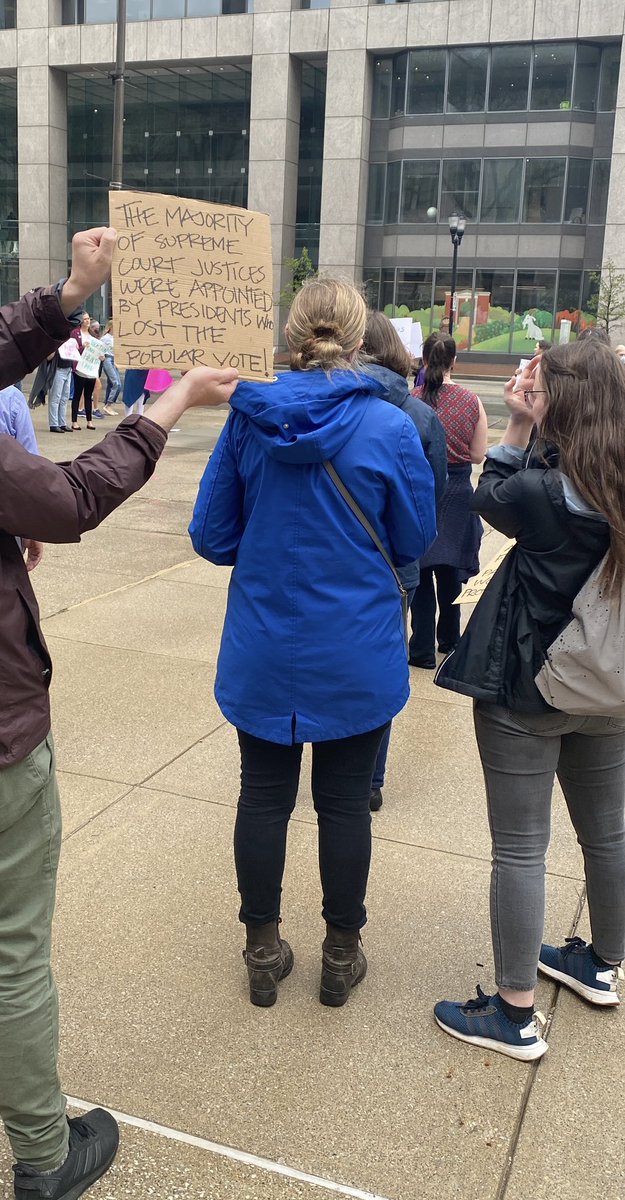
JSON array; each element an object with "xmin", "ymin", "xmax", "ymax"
[{"xmin": 323, "ymin": 460, "xmax": 406, "ymax": 599}]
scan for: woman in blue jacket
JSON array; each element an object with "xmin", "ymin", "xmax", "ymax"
[{"xmin": 190, "ymin": 279, "xmax": 436, "ymax": 1009}]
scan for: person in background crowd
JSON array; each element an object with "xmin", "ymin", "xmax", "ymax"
[
  {"xmin": 100, "ymin": 319, "xmax": 122, "ymax": 414},
  {"xmin": 434, "ymin": 339, "xmax": 625, "ymax": 1061},
  {"xmin": 0, "ymin": 224, "xmax": 239, "ymax": 1200},
  {"xmin": 122, "ymin": 368, "xmax": 150, "ymax": 416},
  {"xmin": 46, "ymin": 335, "xmax": 80, "ymax": 433},
  {"xmin": 362, "ymin": 310, "xmax": 446, "ymax": 811},
  {"xmin": 70, "ymin": 311, "xmax": 102, "ymax": 430},
  {"xmin": 190, "ymin": 279, "xmax": 436, "ymax": 1011},
  {"xmin": 408, "ymin": 333, "xmax": 488, "ymax": 669},
  {"xmin": 535, "ymin": 338, "xmax": 552, "ymax": 352},
  {"xmin": 577, "ymin": 326, "xmax": 610, "ymax": 345},
  {"xmin": 0, "ymin": 383, "xmax": 43, "ymax": 572},
  {"xmin": 28, "ymin": 352, "xmax": 56, "ymax": 410},
  {"xmin": 88, "ymin": 320, "xmax": 107, "ymax": 420}
]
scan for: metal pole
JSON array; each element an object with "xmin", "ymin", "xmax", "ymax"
[
  {"xmin": 103, "ymin": 0, "xmax": 126, "ymax": 320},
  {"xmin": 110, "ymin": 0, "xmax": 127, "ymax": 191},
  {"xmin": 449, "ymin": 236, "xmax": 458, "ymax": 338}
]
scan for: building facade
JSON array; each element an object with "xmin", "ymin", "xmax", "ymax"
[{"xmin": 1, "ymin": 0, "xmax": 625, "ymax": 358}]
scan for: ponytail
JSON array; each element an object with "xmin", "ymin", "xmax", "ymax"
[{"xmin": 421, "ymin": 333, "xmax": 456, "ymax": 408}]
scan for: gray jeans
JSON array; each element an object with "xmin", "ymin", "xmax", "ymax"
[{"xmin": 474, "ymin": 700, "xmax": 625, "ymax": 991}]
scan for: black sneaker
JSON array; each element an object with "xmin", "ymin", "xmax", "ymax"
[
  {"xmin": 369, "ymin": 787, "xmax": 383, "ymax": 812},
  {"xmin": 13, "ymin": 1108, "xmax": 119, "ymax": 1199}
]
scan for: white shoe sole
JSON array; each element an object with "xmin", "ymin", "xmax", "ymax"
[
  {"xmin": 538, "ymin": 961, "xmax": 619, "ymax": 1005},
  {"xmin": 434, "ymin": 1015, "xmax": 549, "ymax": 1061}
]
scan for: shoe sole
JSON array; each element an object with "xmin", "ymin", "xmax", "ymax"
[
  {"xmin": 538, "ymin": 961, "xmax": 619, "ymax": 1005},
  {"xmin": 434, "ymin": 1015, "xmax": 549, "ymax": 1060}
]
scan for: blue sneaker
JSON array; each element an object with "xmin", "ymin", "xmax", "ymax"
[
  {"xmin": 434, "ymin": 986, "xmax": 548, "ymax": 1061},
  {"xmin": 539, "ymin": 937, "xmax": 623, "ymax": 1006}
]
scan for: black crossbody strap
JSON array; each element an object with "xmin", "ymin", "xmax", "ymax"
[{"xmin": 323, "ymin": 460, "xmax": 406, "ymax": 598}]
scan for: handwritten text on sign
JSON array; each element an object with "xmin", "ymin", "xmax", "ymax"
[
  {"xmin": 110, "ymin": 190, "xmax": 274, "ymax": 382},
  {"xmin": 454, "ymin": 539, "xmax": 516, "ymax": 604}
]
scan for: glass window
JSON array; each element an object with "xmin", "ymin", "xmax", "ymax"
[
  {"xmin": 0, "ymin": 0, "xmax": 16, "ymax": 27},
  {"xmin": 384, "ymin": 160, "xmax": 401, "ymax": 223},
  {"xmin": 300, "ymin": 0, "xmax": 331, "ymax": 7},
  {"xmin": 84, "ymin": 0, "xmax": 116, "ymax": 18},
  {"xmin": 391, "ymin": 53, "xmax": 408, "ymax": 117},
  {"xmin": 447, "ymin": 47, "xmax": 488, "ymax": 113},
  {"xmin": 0, "ymin": 74, "xmax": 18, "ymax": 305},
  {"xmin": 480, "ymin": 159, "xmax": 522, "ymax": 223},
  {"xmin": 367, "ymin": 163, "xmax": 386, "ymax": 223},
  {"xmin": 400, "ymin": 160, "xmax": 440, "ymax": 222},
  {"xmin": 380, "ymin": 268, "xmax": 395, "ymax": 314},
  {"xmin": 531, "ymin": 42, "xmax": 574, "ymax": 111},
  {"xmin": 363, "ymin": 271, "xmax": 380, "ymax": 310},
  {"xmin": 372, "ymin": 58, "xmax": 393, "ymax": 119},
  {"xmin": 599, "ymin": 44, "xmax": 621, "ymax": 111},
  {"xmin": 555, "ymin": 270, "xmax": 582, "ymax": 342},
  {"xmin": 580, "ymin": 270, "xmax": 599, "ymax": 329},
  {"xmin": 564, "ymin": 158, "xmax": 591, "ymax": 223},
  {"xmin": 433, "ymin": 269, "xmax": 473, "ymax": 349},
  {"xmin": 513, "ymin": 271, "xmax": 557, "ymax": 350},
  {"xmin": 439, "ymin": 159, "xmax": 480, "ymax": 221},
  {"xmin": 407, "ymin": 49, "xmax": 446, "ymax": 115},
  {"xmin": 573, "ymin": 43, "xmax": 600, "ymax": 112},
  {"xmin": 153, "ymin": 0, "xmax": 185, "ymax": 12},
  {"xmin": 296, "ymin": 61, "xmax": 325, "ymax": 252},
  {"xmin": 395, "ymin": 269, "xmax": 433, "ymax": 333},
  {"xmin": 187, "ymin": 0, "xmax": 220, "ymax": 11},
  {"xmin": 489, "ymin": 45, "xmax": 531, "ymax": 111},
  {"xmin": 470, "ymin": 270, "xmax": 515, "ymax": 353},
  {"xmin": 522, "ymin": 158, "xmax": 565, "ymax": 222},
  {"xmin": 126, "ymin": 0, "xmax": 151, "ymax": 16},
  {"xmin": 589, "ymin": 159, "xmax": 611, "ymax": 225}
]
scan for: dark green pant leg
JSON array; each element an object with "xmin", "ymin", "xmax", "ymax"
[{"xmin": 0, "ymin": 735, "xmax": 69, "ymax": 1170}]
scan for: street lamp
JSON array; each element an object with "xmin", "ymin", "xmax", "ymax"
[{"xmin": 448, "ymin": 213, "xmax": 466, "ymax": 338}]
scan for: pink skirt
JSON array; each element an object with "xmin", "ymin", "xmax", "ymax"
[{"xmin": 144, "ymin": 369, "xmax": 173, "ymax": 393}]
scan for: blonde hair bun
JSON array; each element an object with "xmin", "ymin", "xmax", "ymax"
[{"xmin": 287, "ymin": 278, "xmax": 366, "ymax": 373}]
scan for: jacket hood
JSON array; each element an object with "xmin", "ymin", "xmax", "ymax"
[
  {"xmin": 363, "ymin": 363, "xmax": 410, "ymax": 411},
  {"xmin": 230, "ymin": 369, "xmax": 387, "ymax": 463}
]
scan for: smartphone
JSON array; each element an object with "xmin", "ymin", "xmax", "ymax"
[{"xmin": 513, "ymin": 358, "xmax": 531, "ymax": 392}]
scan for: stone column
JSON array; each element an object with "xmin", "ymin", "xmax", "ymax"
[
  {"xmin": 17, "ymin": 0, "xmax": 68, "ymax": 293},
  {"xmin": 318, "ymin": 45, "xmax": 371, "ymax": 282},
  {"xmin": 247, "ymin": 41, "xmax": 301, "ymax": 335},
  {"xmin": 602, "ymin": 33, "xmax": 625, "ymax": 342}
]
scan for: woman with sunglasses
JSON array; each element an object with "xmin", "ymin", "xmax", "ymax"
[{"xmin": 433, "ymin": 338, "xmax": 625, "ymax": 1060}]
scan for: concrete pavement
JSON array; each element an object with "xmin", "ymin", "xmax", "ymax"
[{"xmin": 0, "ymin": 403, "xmax": 622, "ymax": 1200}]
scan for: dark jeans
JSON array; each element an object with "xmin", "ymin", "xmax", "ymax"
[
  {"xmin": 71, "ymin": 375, "xmax": 96, "ymax": 423},
  {"xmin": 235, "ymin": 723, "xmax": 389, "ymax": 930},
  {"xmin": 409, "ymin": 566, "xmax": 462, "ymax": 661},
  {"xmin": 475, "ymin": 700, "xmax": 625, "ymax": 990}
]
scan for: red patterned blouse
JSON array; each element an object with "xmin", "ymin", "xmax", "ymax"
[{"xmin": 413, "ymin": 381, "xmax": 480, "ymax": 465}]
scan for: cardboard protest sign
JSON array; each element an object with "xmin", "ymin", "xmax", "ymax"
[
  {"xmin": 76, "ymin": 336, "xmax": 106, "ymax": 379},
  {"xmin": 454, "ymin": 538, "xmax": 515, "ymax": 603},
  {"xmin": 109, "ymin": 190, "xmax": 274, "ymax": 382}
]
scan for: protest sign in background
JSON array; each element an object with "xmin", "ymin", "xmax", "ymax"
[{"xmin": 109, "ymin": 190, "xmax": 274, "ymax": 382}]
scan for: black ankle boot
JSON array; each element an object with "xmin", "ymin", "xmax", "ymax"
[
  {"xmin": 320, "ymin": 924, "xmax": 367, "ymax": 1007},
  {"xmin": 243, "ymin": 921, "xmax": 294, "ymax": 1007}
]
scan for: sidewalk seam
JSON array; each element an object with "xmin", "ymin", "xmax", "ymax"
[{"xmin": 493, "ymin": 886, "xmax": 588, "ymax": 1200}]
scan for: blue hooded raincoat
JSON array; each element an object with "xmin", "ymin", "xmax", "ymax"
[{"xmin": 189, "ymin": 369, "xmax": 436, "ymax": 744}]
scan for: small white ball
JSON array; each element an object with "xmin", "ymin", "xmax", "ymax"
[{"xmin": 426, "ymin": 207, "xmax": 438, "ymax": 219}]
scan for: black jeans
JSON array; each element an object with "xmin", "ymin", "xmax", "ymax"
[
  {"xmin": 408, "ymin": 565, "xmax": 462, "ymax": 661},
  {"xmin": 235, "ymin": 724, "xmax": 389, "ymax": 931},
  {"xmin": 71, "ymin": 375, "xmax": 96, "ymax": 423}
]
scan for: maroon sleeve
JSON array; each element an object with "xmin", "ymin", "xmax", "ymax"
[
  {"xmin": 0, "ymin": 288, "xmax": 73, "ymax": 389},
  {"xmin": 0, "ymin": 416, "xmax": 167, "ymax": 543}
]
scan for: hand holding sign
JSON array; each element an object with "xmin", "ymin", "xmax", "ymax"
[{"xmin": 110, "ymin": 191, "xmax": 274, "ymax": 383}]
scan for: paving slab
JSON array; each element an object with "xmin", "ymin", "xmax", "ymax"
[
  {"xmin": 57, "ymin": 771, "xmax": 132, "ymax": 839},
  {"xmin": 0, "ymin": 1113, "xmax": 367, "ymax": 1200},
  {"xmin": 46, "ymin": 636, "xmax": 225, "ymax": 784},
  {"xmin": 33, "ymin": 564, "xmax": 132, "ymax": 620},
  {"xmin": 36, "ymin": 525, "xmax": 197, "ymax": 584},
  {"xmin": 50, "ymin": 788, "xmax": 580, "ymax": 1200},
  {"xmin": 147, "ymin": 697, "xmax": 584, "ymax": 883},
  {"xmin": 43, "ymin": 577, "xmax": 228, "ymax": 665}
]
